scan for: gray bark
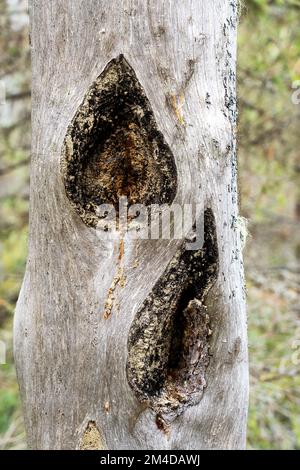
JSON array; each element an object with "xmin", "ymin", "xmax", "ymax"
[{"xmin": 14, "ymin": 0, "xmax": 248, "ymax": 450}]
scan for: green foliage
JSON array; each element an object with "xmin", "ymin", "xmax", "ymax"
[
  {"xmin": 239, "ymin": 1, "xmax": 300, "ymax": 223},
  {"xmin": 0, "ymin": 387, "xmax": 19, "ymax": 434},
  {"xmin": 239, "ymin": 4, "xmax": 300, "ymax": 447}
]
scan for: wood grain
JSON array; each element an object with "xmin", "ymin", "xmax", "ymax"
[{"xmin": 14, "ymin": 0, "xmax": 248, "ymax": 449}]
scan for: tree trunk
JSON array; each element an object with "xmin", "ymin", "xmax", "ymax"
[{"xmin": 14, "ymin": 0, "xmax": 248, "ymax": 450}]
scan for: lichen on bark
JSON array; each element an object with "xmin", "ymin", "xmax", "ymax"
[{"xmin": 80, "ymin": 421, "xmax": 106, "ymax": 450}]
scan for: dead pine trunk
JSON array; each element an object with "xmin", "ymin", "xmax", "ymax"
[{"xmin": 14, "ymin": 0, "xmax": 248, "ymax": 450}]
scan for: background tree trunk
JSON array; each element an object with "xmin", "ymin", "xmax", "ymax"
[{"xmin": 14, "ymin": 0, "xmax": 248, "ymax": 450}]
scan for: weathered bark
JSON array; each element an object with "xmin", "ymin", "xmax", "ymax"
[{"xmin": 14, "ymin": 0, "xmax": 248, "ymax": 450}]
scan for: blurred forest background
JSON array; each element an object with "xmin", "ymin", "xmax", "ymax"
[{"xmin": 0, "ymin": 0, "xmax": 299, "ymax": 450}]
